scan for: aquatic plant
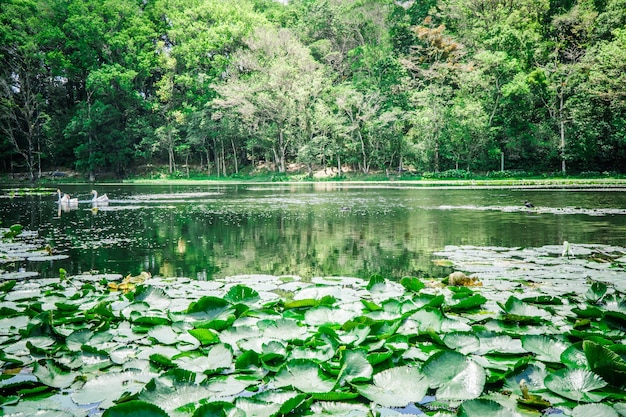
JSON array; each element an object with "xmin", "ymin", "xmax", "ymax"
[{"xmin": 0, "ymin": 245, "xmax": 625, "ymax": 416}]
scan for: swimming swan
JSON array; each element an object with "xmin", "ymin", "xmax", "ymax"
[
  {"xmin": 90, "ymin": 190, "xmax": 109, "ymax": 203},
  {"xmin": 57, "ymin": 189, "xmax": 78, "ymax": 204}
]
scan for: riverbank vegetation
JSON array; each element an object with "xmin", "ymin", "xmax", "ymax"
[{"xmin": 1, "ymin": 0, "xmax": 626, "ymax": 181}]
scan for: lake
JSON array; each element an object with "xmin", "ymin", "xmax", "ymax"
[{"xmin": 2, "ymin": 183, "xmax": 626, "ymax": 280}]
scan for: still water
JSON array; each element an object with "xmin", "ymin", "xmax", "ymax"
[{"xmin": 2, "ymin": 183, "xmax": 626, "ymax": 280}]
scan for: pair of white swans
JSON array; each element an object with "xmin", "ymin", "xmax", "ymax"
[{"xmin": 57, "ymin": 189, "xmax": 109, "ymax": 205}]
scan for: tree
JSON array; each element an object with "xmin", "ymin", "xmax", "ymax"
[
  {"xmin": 212, "ymin": 26, "xmax": 326, "ymax": 173},
  {"xmin": 0, "ymin": 0, "xmax": 51, "ymax": 179}
]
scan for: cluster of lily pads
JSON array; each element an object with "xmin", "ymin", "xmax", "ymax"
[{"xmin": 1, "ymin": 244, "xmax": 626, "ymax": 417}]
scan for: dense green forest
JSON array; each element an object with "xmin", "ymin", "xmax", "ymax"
[{"xmin": 1, "ymin": 0, "xmax": 625, "ymax": 180}]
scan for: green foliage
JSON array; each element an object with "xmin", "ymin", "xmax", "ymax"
[{"xmin": 1, "ymin": 0, "xmax": 626, "ymax": 178}]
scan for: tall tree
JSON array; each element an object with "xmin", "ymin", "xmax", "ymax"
[{"xmin": 212, "ymin": 27, "xmax": 326, "ymax": 173}]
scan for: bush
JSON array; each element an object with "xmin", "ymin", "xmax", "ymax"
[
  {"xmin": 486, "ymin": 170, "xmax": 533, "ymax": 178},
  {"xmin": 422, "ymin": 169, "xmax": 473, "ymax": 179}
]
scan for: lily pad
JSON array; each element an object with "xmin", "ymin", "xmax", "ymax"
[
  {"xmin": 544, "ymin": 368, "xmax": 608, "ymax": 403},
  {"xmin": 273, "ymin": 359, "xmax": 336, "ymax": 393},
  {"xmin": 422, "ymin": 351, "xmax": 486, "ymax": 400},
  {"xmin": 355, "ymin": 365, "xmax": 428, "ymax": 407}
]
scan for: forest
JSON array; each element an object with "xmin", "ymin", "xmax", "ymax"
[{"xmin": 1, "ymin": 0, "xmax": 625, "ymax": 180}]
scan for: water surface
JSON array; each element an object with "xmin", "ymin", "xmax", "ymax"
[{"xmin": 2, "ymin": 183, "xmax": 626, "ymax": 280}]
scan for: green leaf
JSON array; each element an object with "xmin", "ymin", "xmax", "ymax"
[
  {"xmin": 188, "ymin": 328, "xmax": 220, "ymax": 346},
  {"xmin": 447, "ymin": 294, "xmax": 487, "ymax": 312},
  {"xmin": 273, "ymin": 359, "xmax": 336, "ymax": 393},
  {"xmin": 586, "ymin": 282, "xmax": 608, "ymax": 303},
  {"xmin": 422, "ymin": 350, "xmax": 486, "ymax": 400},
  {"xmin": 572, "ymin": 403, "xmax": 618, "ymax": 417},
  {"xmin": 72, "ymin": 371, "xmax": 156, "ymax": 409},
  {"xmin": 33, "ymin": 360, "xmax": 77, "ymax": 389},
  {"xmin": 458, "ymin": 399, "xmax": 522, "ymax": 417},
  {"xmin": 103, "ymin": 400, "xmax": 169, "ymax": 417},
  {"xmin": 355, "ymin": 365, "xmax": 428, "ymax": 407},
  {"xmin": 544, "ymin": 368, "xmax": 608, "ymax": 402},
  {"xmin": 584, "ymin": 340, "xmax": 626, "ymax": 387},
  {"xmin": 400, "ymin": 277, "xmax": 425, "ymax": 292},
  {"xmin": 224, "ymin": 285, "xmax": 259, "ymax": 304},
  {"xmin": 521, "ymin": 335, "xmax": 570, "ymax": 363},
  {"xmin": 337, "ymin": 350, "xmax": 373, "ymax": 385},
  {"xmin": 173, "ymin": 344, "xmax": 233, "ymax": 374}
]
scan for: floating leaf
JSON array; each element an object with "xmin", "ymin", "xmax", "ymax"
[
  {"xmin": 72, "ymin": 371, "xmax": 156, "ymax": 408},
  {"xmin": 103, "ymin": 400, "xmax": 169, "ymax": 417},
  {"xmin": 422, "ymin": 351, "xmax": 486, "ymax": 400},
  {"xmin": 457, "ymin": 399, "xmax": 522, "ymax": 417},
  {"xmin": 584, "ymin": 340, "xmax": 626, "ymax": 387},
  {"xmin": 32, "ymin": 360, "xmax": 77, "ymax": 389},
  {"xmin": 400, "ymin": 277, "xmax": 425, "ymax": 293},
  {"xmin": 521, "ymin": 335, "xmax": 570, "ymax": 363},
  {"xmin": 355, "ymin": 365, "xmax": 428, "ymax": 407},
  {"xmin": 572, "ymin": 403, "xmax": 618, "ymax": 417},
  {"xmin": 544, "ymin": 368, "xmax": 608, "ymax": 402},
  {"xmin": 224, "ymin": 285, "xmax": 259, "ymax": 304},
  {"xmin": 273, "ymin": 359, "xmax": 336, "ymax": 393},
  {"xmin": 337, "ymin": 350, "xmax": 373, "ymax": 385}
]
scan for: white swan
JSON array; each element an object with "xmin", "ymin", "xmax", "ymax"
[
  {"xmin": 57, "ymin": 189, "xmax": 78, "ymax": 205},
  {"xmin": 90, "ymin": 190, "xmax": 109, "ymax": 203}
]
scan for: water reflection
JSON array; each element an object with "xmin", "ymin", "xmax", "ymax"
[{"xmin": 1, "ymin": 184, "xmax": 626, "ymax": 280}]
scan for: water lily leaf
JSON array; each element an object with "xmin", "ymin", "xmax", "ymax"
[
  {"xmin": 188, "ymin": 328, "xmax": 220, "ymax": 346},
  {"xmin": 521, "ymin": 335, "xmax": 570, "ymax": 363},
  {"xmin": 405, "ymin": 308, "xmax": 444, "ymax": 332},
  {"xmin": 583, "ymin": 340, "xmax": 626, "ymax": 387},
  {"xmin": 444, "ymin": 332, "xmax": 480, "ymax": 355},
  {"xmin": 224, "ymin": 285, "xmax": 259, "ymax": 304},
  {"xmin": 103, "ymin": 400, "xmax": 169, "ymax": 417},
  {"xmin": 148, "ymin": 325, "xmax": 180, "ymax": 345},
  {"xmin": 310, "ymin": 401, "xmax": 370, "ymax": 415},
  {"xmin": 258, "ymin": 318, "xmax": 308, "ymax": 341},
  {"xmin": 422, "ymin": 351, "xmax": 486, "ymax": 400},
  {"xmin": 498, "ymin": 296, "xmax": 549, "ymax": 324},
  {"xmin": 305, "ymin": 306, "xmax": 355, "ymax": 326},
  {"xmin": 613, "ymin": 403, "xmax": 626, "ymax": 415},
  {"xmin": 71, "ymin": 370, "xmax": 156, "ymax": 408},
  {"xmin": 192, "ymin": 401, "xmax": 244, "ymax": 417},
  {"xmin": 447, "ymin": 294, "xmax": 487, "ymax": 312},
  {"xmin": 544, "ymin": 368, "xmax": 608, "ymax": 402},
  {"xmin": 355, "ymin": 365, "xmax": 428, "ymax": 407},
  {"xmin": 400, "ymin": 277, "xmax": 425, "ymax": 293},
  {"xmin": 33, "ymin": 360, "xmax": 78, "ymax": 389},
  {"xmin": 173, "ymin": 344, "xmax": 233, "ymax": 374},
  {"xmin": 337, "ymin": 350, "xmax": 373, "ymax": 385},
  {"xmin": 187, "ymin": 296, "xmax": 232, "ymax": 320},
  {"xmin": 561, "ymin": 344, "xmax": 588, "ymax": 369},
  {"xmin": 572, "ymin": 403, "xmax": 619, "ymax": 417},
  {"xmin": 457, "ymin": 399, "xmax": 522, "ymax": 417},
  {"xmin": 134, "ymin": 286, "xmax": 172, "ymax": 312},
  {"xmin": 273, "ymin": 359, "xmax": 336, "ymax": 393},
  {"xmin": 586, "ymin": 282, "xmax": 608, "ymax": 303}
]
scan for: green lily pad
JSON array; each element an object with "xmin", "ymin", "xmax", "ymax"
[
  {"xmin": 457, "ymin": 399, "xmax": 522, "ymax": 417},
  {"xmin": 572, "ymin": 403, "xmax": 619, "ymax": 417},
  {"xmin": 544, "ymin": 368, "xmax": 608, "ymax": 403},
  {"xmin": 422, "ymin": 351, "xmax": 486, "ymax": 400},
  {"xmin": 71, "ymin": 370, "xmax": 157, "ymax": 408},
  {"xmin": 103, "ymin": 400, "xmax": 169, "ymax": 417},
  {"xmin": 33, "ymin": 360, "xmax": 78, "ymax": 389},
  {"xmin": 356, "ymin": 365, "xmax": 428, "ymax": 407},
  {"xmin": 521, "ymin": 335, "xmax": 570, "ymax": 363},
  {"xmin": 273, "ymin": 359, "xmax": 336, "ymax": 393},
  {"xmin": 337, "ymin": 350, "xmax": 373, "ymax": 386}
]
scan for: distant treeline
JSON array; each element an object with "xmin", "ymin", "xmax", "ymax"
[{"xmin": 1, "ymin": 0, "xmax": 625, "ymax": 180}]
